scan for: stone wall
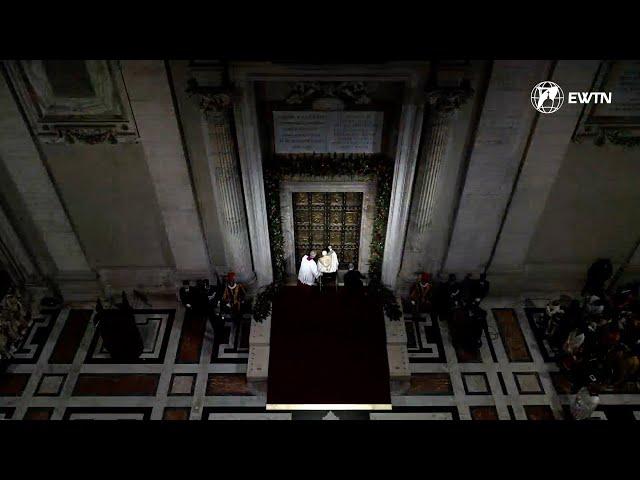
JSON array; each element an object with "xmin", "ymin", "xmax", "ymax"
[
  {"xmin": 1, "ymin": 59, "xmax": 638, "ymax": 298},
  {"xmin": 525, "ymin": 141, "xmax": 640, "ymax": 289}
]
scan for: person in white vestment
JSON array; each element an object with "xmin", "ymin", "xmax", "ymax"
[
  {"xmin": 317, "ymin": 247, "xmax": 339, "ymax": 291},
  {"xmin": 328, "ymin": 246, "xmax": 339, "ymax": 272},
  {"xmin": 317, "ymin": 247, "xmax": 339, "ymax": 274},
  {"xmin": 317, "ymin": 251, "xmax": 331, "ymax": 273},
  {"xmin": 298, "ymin": 250, "xmax": 320, "ymax": 286}
]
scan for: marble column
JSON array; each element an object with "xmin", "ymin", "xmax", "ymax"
[
  {"xmin": 400, "ymin": 86, "xmax": 473, "ymax": 281},
  {"xmin": 201, "ymin": 108, "xmax": 255, "ymax": 284},
  {"xmin": 380, "ymin": 100, "xmax": 425, "ymax": 289},
  {"xmin": 230, "ymin": 77, "xmax": 273, "ymax": 287}
]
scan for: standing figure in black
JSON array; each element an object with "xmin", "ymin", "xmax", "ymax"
[
  {"xmin": 193, "ymin": 279, "xmax": 210, "ymax": 317},
  {"xmin": 179, "ymin": 280, "xmax": 194, "ymax": 311},
  {"xmin": 582, "ymin": 258, "xmax": 613, "ymax": 298},
  {"xmin": 204, "ymin": 278, "xmax": 225, "ymax": 340},
  {"xmin": 447, "ymin": 276, "xmax": 463, "ymax": 311},
  {"xmin": 344, "ymin": 263, "xmax": 365, "ymax": 294},
  {"xmin": 465, "ymin": 299, "xmax": 488, "ymax": 351},
  {"xmin": 474, "ymin": 273, "xmax": 490, "ymax": 304},
  {"xmin": 461, "ymin": 273, "xmax": 474, "ymax": 305}
]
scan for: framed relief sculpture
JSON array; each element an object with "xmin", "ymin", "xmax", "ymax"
[
  {"xmin": 4, "ymin": 60, "xmax": 139, "ymax": 144},
  {"xmin": 573, "ymin": 60, "xmax": 640, "ymax": 147}
]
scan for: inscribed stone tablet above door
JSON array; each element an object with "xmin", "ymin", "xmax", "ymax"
[{"xmin": 273, "ymin": 111, "xmax": 384, "ymax": 154}]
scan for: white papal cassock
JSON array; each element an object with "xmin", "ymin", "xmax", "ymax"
[
  {"xmin": 318, "ymin": 248, "xmax": 339, "ymax": 274},
  {"xmin": 298, "ymin": 255, "xmax": 319, "ymax": 286}
]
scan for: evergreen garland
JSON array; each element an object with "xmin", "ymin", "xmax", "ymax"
[
  {"xmin": 263, "ymin": 170, "xmax": 287, "ymax": 283},
  {"xmin": 262, "ymin": 154, "xmax": 394, "ymax": 283},
  {"xmin": 252, "ymin": 282, "xmax": 281, "ymax": 323},
  {"xmin": 257, "ymin": 154, "xmax": 398, "ymax": 322},
  {"xmin": 367, "ymin": 280, "xmax": 402, "ymax": 321}
]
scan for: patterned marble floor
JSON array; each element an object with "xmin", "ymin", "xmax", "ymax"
[{"xmin": 2, "ymin": 294, "xmax": 640, "ymax": 421}]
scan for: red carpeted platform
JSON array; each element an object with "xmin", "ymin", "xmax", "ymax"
[{"xmin": 267, "ymin": 286, "xmax": 391, "ymax": 409}]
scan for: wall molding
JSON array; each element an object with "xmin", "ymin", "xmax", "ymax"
[{"xmin": 4, "ymin": 60, "xmax": 139, "ymax": 145}]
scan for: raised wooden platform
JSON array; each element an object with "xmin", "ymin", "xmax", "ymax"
[{"xmin": 266, "ymin": 286, "xmax": 391, "ymax": 409}]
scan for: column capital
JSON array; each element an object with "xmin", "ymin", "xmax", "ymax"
[
  {"xmin": 425, "ymin": 81, "xmax": 474, "ymax": 114},
  {"xmin": 186, "ymin": 78, "xmax": 240, "ymax": 115}
]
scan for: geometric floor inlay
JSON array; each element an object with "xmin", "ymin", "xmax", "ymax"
[{"xmin": 1, "ymin": 297, "xmax": 639, "ymax": 420}]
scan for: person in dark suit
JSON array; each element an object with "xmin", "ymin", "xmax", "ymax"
[
  {"xmin": 193, "ymin": 279, "xmax": 210, "ymax": 316},
  {"xmin": 179, "ymin": 280, "xmax": 194, "ymax": 311},
  {"xmin": 344, "ymin": 263, "xmax": 365, "ymax": 293},
  {"xmin": 119, "ymin": 291, "xmax": 133, "ymax": 313},
  {"xmin": 203, "ymin": 278, "xmax": 225, "ymax": 340},
  {"xmin": 475, "ymin": 273, "xmax": 490, "ymax": 304},
  {"xmin": 582, "ymin": 258, "xmax": 613, "ymax": 297},
  {"xmin": 97, "ymin": 292, "xmax": 143, "ymax": 361},
  {"xmin": 461, "ymin": 273, "xmax": 491, "ymax": 305},
  {"xmin": 465, "ymin": 300, "xmax": 488, "ymax": 350}
]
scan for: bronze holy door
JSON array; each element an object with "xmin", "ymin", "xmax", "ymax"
[{"xmin": 293, "ymin": 192, "xmax": 363, "ymax": 271}]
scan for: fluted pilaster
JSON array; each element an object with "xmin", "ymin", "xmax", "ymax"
[
  {"xmin": 414, "ymin": 109, "xmax": 454, "ymax": 233},
  {"xmin": 398, "ymin": 83, "xmax": 474, "ymax": 285},
  {"xmin": 202, "ymin": 110, "xmax": 255, "ymax": 283},
  {"xmin": 415, "ymin": 85, "xmax": 474, "ymax": 233}
]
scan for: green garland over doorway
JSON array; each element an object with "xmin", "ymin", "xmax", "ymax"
[
  {"xmin": 254, "ymin": 154, "xmax": 401, "ymax": 322},
  {"xmin": 263, "ymin": 154, "xmax": 394, "ymax": 284}
]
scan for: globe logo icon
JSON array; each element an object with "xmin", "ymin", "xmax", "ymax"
[{"xmin": 531, "ymin": 81, "xmax": 564, "ymax": 114}]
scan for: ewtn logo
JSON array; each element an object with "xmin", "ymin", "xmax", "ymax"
[{"xmin": 530, "ymin": 81, "xmax": 612, "ymax": 114}]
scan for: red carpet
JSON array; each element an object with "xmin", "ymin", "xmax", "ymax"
[{"xmin": 267, "ymin": 286, "xmax": 390, "ymax": 406}]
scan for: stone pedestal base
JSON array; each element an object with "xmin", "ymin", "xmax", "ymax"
[
  {"xmin": 387, "ymin": 344, "xmax": 410, "ymax": 394},
  {"xmin": 246, "ymin": 314, "xmax": 271, "ymax": 395},
  {"xmin": 247, "ymin": 345, "xmax": 269, "ymax": 395},
  {"xmin": 385, "ymin": 307, "xmax": 410, "ymax": 396}
]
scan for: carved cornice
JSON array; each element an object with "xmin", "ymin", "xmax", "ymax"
[
  {"xmin": 425, "ymin": 81, "xmax": 474, "ymax": 114},
  {"xmin": 4, "ymin": 60, "xmax": 139, "ymax": 145},
  {"xmin": 575, "ymin": 126, "xmax": 640, "ymax": 148},
  {"xmin": 284, "ymin": 81, "xmax": 374, "ymax": 108},
  {"xmin": 43, "ymin": 126, "xmax": 137, "ymax": 145},
  {"xmin": 186, "ymin": 78, "xmax": 238, "ymax": 114}
]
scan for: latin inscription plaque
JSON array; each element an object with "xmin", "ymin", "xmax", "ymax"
[{"xmin": 274, "ymin": 111, "xmax": 383, "ymax": 154}]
